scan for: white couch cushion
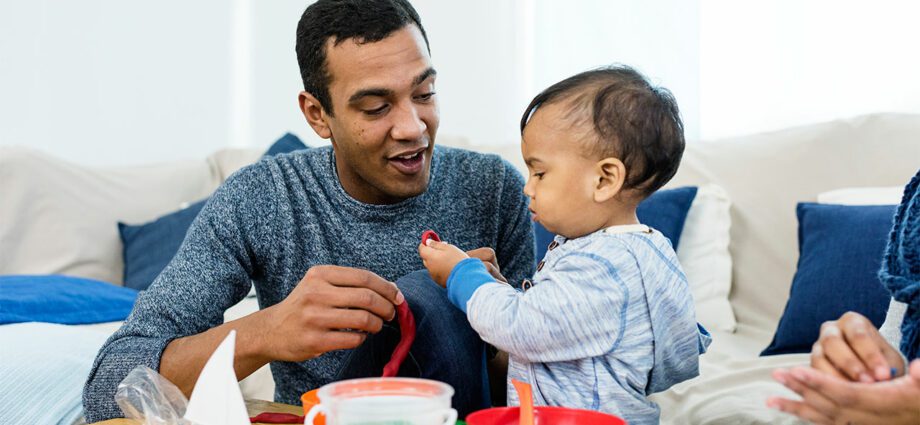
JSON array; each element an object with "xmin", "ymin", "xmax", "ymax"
[
  {"xmin": 668, "ymin": 113, "xmax": 920, "ymax": 338},
  {"xmin": 0, "ymin": 147, "xmax": 261, "ymax": 285}
]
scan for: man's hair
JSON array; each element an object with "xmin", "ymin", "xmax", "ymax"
[
  {"xmin": 295, "ymin": 0, "xmax": 430, "ymax": 116},
  {"xmin": 520, "ymin": 65, "xmax": 685, "ymax": 197}
]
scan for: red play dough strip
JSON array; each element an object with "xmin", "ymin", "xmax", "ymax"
[
  {"xmin": 249, "ymin": 412, "xmax": 304, "ymax": 423},
  {"xmin": 382, "ymin": 300, "xmax": 416, "ymax": 377},
  {"xmin": 421, "ymin": 229, "xmax": 441, "ymax": 245}
]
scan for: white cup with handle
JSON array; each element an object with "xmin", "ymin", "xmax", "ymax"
[{"xmin": 304, "ymin": 377, "xmax": 457, "ymax": 425}]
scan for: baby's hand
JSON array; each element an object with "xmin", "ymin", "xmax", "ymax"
[{"xmin": 418, "ymin": 239, "xmax": 470, "ymax": 287}]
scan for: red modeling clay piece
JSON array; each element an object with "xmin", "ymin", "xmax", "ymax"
[
  {"xmin": 249, "ymin": 412, "xmax": 304, "ymax": 423},
  {"xmin": 421, "ymin": 229, "xmax": 441, "ymax": 245},
  {"xmin": 382, "ymin": 300, "xmax": 416, "ymax": 377}
]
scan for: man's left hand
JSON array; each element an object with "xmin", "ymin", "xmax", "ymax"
[
  {"xmin": 768, "ymin": 360, "xmax": 920, "ymax": 425},
  {"xmin": 466, "ymin": 247, "xmax": 508, "ymax": 283}
]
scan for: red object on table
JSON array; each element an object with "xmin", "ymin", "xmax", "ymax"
[{"xmin": 250, "ymin": 412, "xmax": 304, "ymax": 423}]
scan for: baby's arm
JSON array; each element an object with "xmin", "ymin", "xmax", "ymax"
[{"xmin": 449, "ymin": 249, "xmax": 638, "ymax": 363}]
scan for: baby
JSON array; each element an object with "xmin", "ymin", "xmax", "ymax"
[{"xmin": 419, "ymin": 65, "xmax": 710, "ymax": 425}]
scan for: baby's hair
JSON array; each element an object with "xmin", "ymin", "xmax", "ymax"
[{"xmin": 520, "ymin": 65, "xmax": 685, "ymax": 197}]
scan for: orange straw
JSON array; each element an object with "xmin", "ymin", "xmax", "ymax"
[{"xmin": 511, "ymin": 379, "xmax": 535, "ymax": 425}]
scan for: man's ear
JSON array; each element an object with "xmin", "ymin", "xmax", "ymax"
[
  {"xmin": 299, "ymin": 91, "xmax": 333, "ymax": 139},
  {"xmin": 594, "ymin": 157, "xmax": 626, "ymax": 203}
]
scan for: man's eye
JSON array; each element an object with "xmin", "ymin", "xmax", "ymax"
[
  {"xmin": 415, "ymin": 92, "xmax": 436, "ymax": 102},
  {"xmin": 364, "ymin": 105, "xmax": 389, "ymax": 116}
]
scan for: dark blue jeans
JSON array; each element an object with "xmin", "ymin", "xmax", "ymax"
[{"xmin": 334, "ymin": 270, "xmax": 490, "ymax": 417}]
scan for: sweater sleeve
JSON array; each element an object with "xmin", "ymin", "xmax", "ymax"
[
  {"xmin": 493, "ymin": 159, "xmax": 535, "ymax": 288},
  {"xmin": 81, "ymin": 165, "xmax": 276, "ymax": 423},
  {"xmin": 462, "ymin": 244, "xmax": 639, "ymax": 363}
]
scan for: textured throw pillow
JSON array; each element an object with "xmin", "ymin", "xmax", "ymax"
[
  {"xmin": 761, "ymin": 203, "xmax": 896, "ymax": 356},
  {"xmin": 118, "ymin": 133, "xmax": 307, "ymax": 290},
  {"xmin": 0, "ymin": 275, "xmax": 138, "ymax": 324},
  {"xmin": 533, "ymin": 186, "xmax": 698, "ymax": 261}
]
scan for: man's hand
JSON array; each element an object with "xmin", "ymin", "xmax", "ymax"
[
  {"xmin": 811, "ymin": 312, "xmax": 906, "ymax": 382},
  {"xmin": 768, "ymin": 360, "xmax": 920, "ymax": 425},
  {"xmin": 418, "ymin": 240, "xmax": 470, "ymax": 287},
  {"xmin": 261, "ymin": 265, "xmax": 404, "ymax": 362},
  {"xmin": 466, "ymin": 247, "xmax": 508, "ymax": 283}
]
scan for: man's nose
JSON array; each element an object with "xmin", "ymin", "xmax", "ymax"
[{"xmin": 390, "ymin": 102, "xmax": 427, "ymax": 142}]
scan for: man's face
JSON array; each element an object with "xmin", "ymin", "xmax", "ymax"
[{"xmin": 312, "ymin": 25, "xmax": 439, "ymax": 204}]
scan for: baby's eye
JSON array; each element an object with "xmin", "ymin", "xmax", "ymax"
[{"xmin": 533, "ymin": 172, "xmax": 545, "ymax": 180}]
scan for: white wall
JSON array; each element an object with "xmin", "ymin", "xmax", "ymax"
[
  {"xmin": 0, "ymin": 0, "xmax": 235, "ymax": 166},
  {"xmin": 699, "ymin": 0, "xmax": 920, "ymax": 139},
  {"xmin": 2, "ymin": 1, "xmax": 919, "ymax": 166}
]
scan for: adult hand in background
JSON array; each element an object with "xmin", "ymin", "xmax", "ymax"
[
  {"xmin": 768, "ymin": 360, "xmax": 920, "ymax": 425},
  {"xmin": 810, "ymin": 312, "xmax": 906, "ymax": 382}
]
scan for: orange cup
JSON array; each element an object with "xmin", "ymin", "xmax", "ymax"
[{"xmin": 301, "ymin": 389, "xmax": 326, "ymax": 425}]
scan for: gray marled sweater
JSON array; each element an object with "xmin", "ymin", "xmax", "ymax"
[{"xmin": 82, "ymin": 145, "xmax": 535, "ymax": 422}]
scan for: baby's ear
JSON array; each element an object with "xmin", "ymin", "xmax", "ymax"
[{"xmin": 594, "ymin": 157, "xmax": 626, "ymax": 203}]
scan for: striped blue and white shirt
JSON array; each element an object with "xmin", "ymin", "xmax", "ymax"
[{"xmin": 447, "ymin": 225, "xmax": 711, "ymax": 425}]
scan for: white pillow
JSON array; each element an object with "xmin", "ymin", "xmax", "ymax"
[
  {"xmin": 817, "ymin": 186, "xmax": 904, "ymax": 205},
  {"xmin": 677, "ymin": 184, "xmax": 737, "ymax": 332},
  {"xmin": 0, "ymin": 147, "xmax": 264, "ymax": 285}
]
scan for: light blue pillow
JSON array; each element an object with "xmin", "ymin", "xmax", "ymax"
[{"xmin": 0, "ymin": 322, "xmax": 111, "ymax": 425}]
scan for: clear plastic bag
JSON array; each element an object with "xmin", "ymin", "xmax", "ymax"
[{"xmin": 115, "ymin": 365, "xmax": 197, "ymax": 425}]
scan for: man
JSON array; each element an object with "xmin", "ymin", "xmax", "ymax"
[{"xmin": 82, "ymin": 0, "xmax": 534, "ymax": 421}]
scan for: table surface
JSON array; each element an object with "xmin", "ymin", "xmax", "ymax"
[{"xmin": 90, "ymin": 399, "xmax": 303, "ymax": 425}]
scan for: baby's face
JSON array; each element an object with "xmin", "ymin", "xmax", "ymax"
[{"xmin": 521, "ymin": 103, "xmax": 611, "ymax": 239}]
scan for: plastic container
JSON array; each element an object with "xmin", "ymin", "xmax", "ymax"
[
  {"xmin": 466, "ymin": 406, "xmax": 627, "ymax": 425},
  {"xmin": 301, "ymin": 389, "xmax": 324, "ymax": 425},
  {"xmin": 303, "ymin": 377, "xmax": 457, "ymax": 425}
]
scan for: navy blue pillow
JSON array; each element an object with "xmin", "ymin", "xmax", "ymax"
[
  {"xmin": 0, "ymin": 275, "xmax": 138, "ymax": 324},
  {"xmin": 761, "ymin": 203, "xmax": 896, "ymax": 356},
  {"xmin": 119, "ymin": 133, "xmax": 307, "ymax": 290},
  {"xmin": 534, "ymin": 186, "xmax": 698, "ymax": 262}
]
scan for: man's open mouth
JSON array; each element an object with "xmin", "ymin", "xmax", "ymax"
[{"xmin": 388, "ymin": 148, "xmax": 427, "ymax": 175}]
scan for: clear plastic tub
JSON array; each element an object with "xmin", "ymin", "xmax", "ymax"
[{"xmin": 303, "ymin": 377, "xmax": 456, "ymax": 425}]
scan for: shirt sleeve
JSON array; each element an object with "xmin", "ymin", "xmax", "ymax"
[
  {"xmin": 81, "ymin": 165, "xmax": 275, "ymax": 423},
  {"xmin": 459, "ymin": 242, "xmax": 639, "ymax": 363},
  {"xmin": 493, "ymin": 159, "xmax": 536, "ymax": 288}
]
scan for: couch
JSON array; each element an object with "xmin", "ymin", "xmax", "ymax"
[{"xmin": 2, "ymin": 113, "xmax": 918, "ymax": 424}]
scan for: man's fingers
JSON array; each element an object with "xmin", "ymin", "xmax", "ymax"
[
  {"xmin": 841, "ymin": 314, "xmax": 893, "ymax": 380},
  {"xmin": 313, "ymin": 308, "xmax": 384, "ymax": 334},
  {"xmin": 324, "ymin": 286, "xmax": 397, "ymax": 322},
  {"xmin": 307, "ymin": 266, "xmax": 403, "ymax": 306},
  {"xmin": 820, "ymin": 321, "xmax": 872, "ymax": 382},
  {"xmin": 313, "ymin": 331, "xmax": 368, "ymax": 353},
  {"xmin": 467, "ymin": 247, "xmax": 498, "ymax": 266}
]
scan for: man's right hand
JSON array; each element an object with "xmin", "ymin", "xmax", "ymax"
[
  {"xmin": 261, "ymin": 265, "xmax": 404, "ymax": 362},
  {"xmin": 811, "ymin": 312, "xmax": 906, "ymax": 382}
]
